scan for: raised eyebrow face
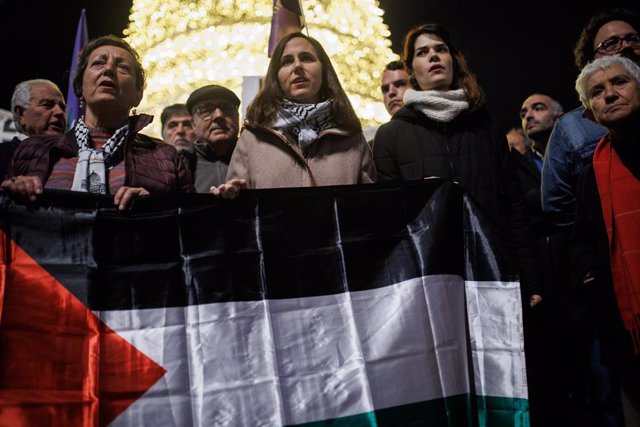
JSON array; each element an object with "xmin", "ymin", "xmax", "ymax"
[
  {"xmin": 90, "ymin": 51, "xmax": 134, "ymax": 70},
  {"xmin": 589, "ymin": 73, "xmax": 631, "ymax": 97},
  {"xmin": 520, "ymin": 102, "xmax": 548, "ymax": 117},
  {"xmin": 415, "ymin": 42, "xmax": 448, "ymax": 55},
  {"xmin": 35, "ymin": 97, "xmax": 67, "ymax": 111},
  {"xmin": 167, "ymin": 119, "xmax": 192, "ymax": 128},
  {"xmin": 381, "ymin": 79, "xmax": 409, "ymax": 93}
]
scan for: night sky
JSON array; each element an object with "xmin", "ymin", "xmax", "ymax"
[{"xmin": 2, "ymin": 0, "xmax": 638, "ymax": 129}]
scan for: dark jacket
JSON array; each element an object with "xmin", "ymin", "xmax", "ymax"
[
  {"xmin": 571, "ymin": 161, "xmax": 635, "ymax": 369},
  {"xmin": 9, "ymin": 114, "xmax": 194, "ymax": 193},
  {"xmin": 511, "ymin": 149, "xmax": 553, "ymax": 236},
  {"xmin": 0, "ymin": 136, "xmax": 22, "ymax": 180},
  {"xmin": 373, "ymin": 105, "xmax": 541, "ymax": 297}
]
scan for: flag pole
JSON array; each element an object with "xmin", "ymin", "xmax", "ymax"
[
  {"xmin": 66, "ymin": 8, "xmax": 88, "ymax": 130},
  {"xmin": 297, "ymin": 0, "xmax": 309, "ymax": 37}
]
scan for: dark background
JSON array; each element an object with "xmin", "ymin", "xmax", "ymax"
[{"xmin": 1, "ymin": 0, "xmax": 638, "ymax": 129}]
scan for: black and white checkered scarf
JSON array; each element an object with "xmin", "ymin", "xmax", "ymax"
[
  {"xmin": 273, "ymin": 99, "xmax": 335, "ymax": 155},
  {"xmin": 71, "ymin": 116, "xmax": 129, "ymax": 194}
]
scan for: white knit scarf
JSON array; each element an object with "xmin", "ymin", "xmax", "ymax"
[
  {"xmin": 273, "ymin": 99, "xmax": 335, "ymax": 155},
  {"xmin": 71, "ymin": 117, "xmax": 129, "ymax": 194},
  {"xmin": 403, "ymin": 88, "xmax": 469, "ymax": 123}
]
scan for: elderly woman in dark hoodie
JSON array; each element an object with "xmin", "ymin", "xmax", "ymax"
[{"xmin": 2, "ymin": 35, "xmax": 193, "ymax": 209}]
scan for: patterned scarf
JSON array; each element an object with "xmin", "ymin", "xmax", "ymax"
[
  {"xmin": 403, "ymin": 88, "xmax": 469, "ymax": 123},
  {"xmin": 593, "ymin": 135, "xmax": 640, "ymax": 354},
  {"xmin": 273, "ymin": 99, "xmax": 335, "ymax": 155},
  {"xmin": 71, "ymin": 116, "xmax": 129, "ymax": 194}
]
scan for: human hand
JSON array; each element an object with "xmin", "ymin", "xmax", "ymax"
[
  {"xmin": 0, "ymin": 175, "xmax": 43, "ymax": 202},
  {"xmin": 209, "ymin": 178, "xmax": 247, "ymax": 199},
  {"xmin": 113, "ymin": 186, "xmax": 150, "ymax": 211}
]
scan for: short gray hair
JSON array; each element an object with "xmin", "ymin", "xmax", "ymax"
[
  {"xmin": 576, "ymin": 56, "xmax": 640, "ymax": 108},
  {"xmin": 548, "ymin": 97, "xmax": 564, "ymax": 116},
  {"xmin": 11, "ymin": 79, "xmax": 62, "ymax": 134}
]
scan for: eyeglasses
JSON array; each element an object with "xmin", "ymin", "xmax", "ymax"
[
  {"xmin": 594, "ymin": 33, "xmax": 640, "ymax": 53},
  {"xmin": 194, "ymin": 102, "xmax": 237, "ymax": 119}
]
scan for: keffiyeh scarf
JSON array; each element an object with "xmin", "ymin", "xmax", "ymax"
[
  {"xmin": 71, "ymin": 117, "xmax": 129, "ymax": 194},
  {"xmin": 273, "ymin": 99, "xmax": 336, "ymax": 155},
  {"xmin": 403, "ymin": 88, "xmax": 469, "ymax": 123}
]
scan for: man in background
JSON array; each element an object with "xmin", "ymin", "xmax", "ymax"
[
  {"xmin": 1, "ymin": 79, "xmax": 66, "ymax": 178},
  {"xmin": 186, "ymin": 84, "xmax": 240, "ymax": 193},
  {"xmin": 161, "ymin": 103, "xmax": 196, "ymax": 153}
]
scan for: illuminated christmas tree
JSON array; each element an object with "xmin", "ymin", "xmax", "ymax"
[{"xmin": 124, "ymin": 0, "xmax": 397, "ymax": 136}]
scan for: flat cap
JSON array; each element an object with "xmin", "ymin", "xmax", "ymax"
[{"xmin": 186, "ymin": 84, "xmax": 241, "ymax": 114}]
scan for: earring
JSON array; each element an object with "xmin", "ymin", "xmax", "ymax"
[{"xmin": 131, "ymin": 107, "xmax": 137, "ymax": 116}]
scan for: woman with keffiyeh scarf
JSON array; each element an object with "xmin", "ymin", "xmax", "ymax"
[
  {"xmin": 210, "ymin": 32, "xmax": 375, "ymax": 198},
  {"xmin": 3, "ymin": 35, "xmax": 193, "ymax": 209}
]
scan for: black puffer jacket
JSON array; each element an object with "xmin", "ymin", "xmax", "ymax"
[{"xmin": 373, "ymin": 105, "xmax": 541, "ymax": 297}]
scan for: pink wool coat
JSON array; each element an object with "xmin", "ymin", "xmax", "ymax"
[{"xmin": 226, "ymin": 123, "xmax": 376, "ymax": 188}]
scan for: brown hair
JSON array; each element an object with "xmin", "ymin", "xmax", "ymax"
[
  {"xmin": 73, "ymin": 34, "xmax": 146, "ymax": 98},
  {"xmin": 246, "ymin": 32, "xmax": 361, "ymax": 133},
  {"xmin": 402, "ymin": 23, "xmax": 485, "ymax": 110}
]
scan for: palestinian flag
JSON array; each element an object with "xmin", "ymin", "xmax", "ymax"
[{"xmin": 0, "ymin": 181, "xmax": 529, "ymax": 426}]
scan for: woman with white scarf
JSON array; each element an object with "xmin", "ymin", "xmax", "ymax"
[
  {"xmin": 374, "ymin": 22, "xmax": 547, "ymax": 422},
  {"xmin": 211, "ymin": 33, "xmax": 375, "ymax": 197},
  {"xmin": 374, "ymin": 23, "xmax": 541, "ymax": 303}
]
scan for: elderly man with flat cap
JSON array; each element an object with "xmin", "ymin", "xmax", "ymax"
[{"xmin": 186, "ymin": 84, "xmax": 240, "ymax": 193}]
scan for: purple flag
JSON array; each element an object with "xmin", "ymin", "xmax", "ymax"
[
  {"xmin": 66, "ymin": 9, "xmax": 88, "ymax": 130},
  {"xmin": 268, "ymin": 0, "xmax": 304, "ymax": 57}
]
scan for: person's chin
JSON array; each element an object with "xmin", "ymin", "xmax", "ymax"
[
  {"xmin": 206, "ymin": 134, "xmax": 232, "ymax": 145},
  {"xmin": 44, "ymin": 128, "xmax": 65, "ymax": 135}
]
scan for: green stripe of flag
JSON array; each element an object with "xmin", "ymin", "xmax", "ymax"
[{"xmin": 289, "ymin": 395, "xmax": 528, "ymax": 427}]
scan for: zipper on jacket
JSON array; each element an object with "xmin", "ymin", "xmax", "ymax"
[{"xmin": 439, "ymin": 122, "xmax": 460, "ymax": 184}]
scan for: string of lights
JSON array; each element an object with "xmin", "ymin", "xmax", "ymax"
[{"xmin": 124, "ymin": 0, "xmax": 398, "ymax": 136}]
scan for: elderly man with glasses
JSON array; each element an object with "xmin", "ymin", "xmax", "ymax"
[{"xmin": 186, "ymin": 84, "xmax": 241, "ymax": 193}]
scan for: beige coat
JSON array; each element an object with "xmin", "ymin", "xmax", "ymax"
[{"xmin": 226, "ymin": 124, "xmax": 376, "ymax": 188}]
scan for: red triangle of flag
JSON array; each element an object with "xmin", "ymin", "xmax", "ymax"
[{"xmin": 0, "ymin": 230, "xmax": 167, "ymax": 426}]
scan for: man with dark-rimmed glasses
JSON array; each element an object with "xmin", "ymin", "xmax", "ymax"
[
  {"xmin": 543, "ymin": 8, "xmax": 640, "ymax": 229},
  {"xmin": 186, "ymin": 84, "xmax": 241, "ymax": 193},
  {"xmin": 539, "ymin": 8, "xmax": 640, "ymax": 427}
]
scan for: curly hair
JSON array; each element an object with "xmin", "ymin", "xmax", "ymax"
[{"xmin": 573, "ymin": 8, "xmax": 640, "ymax": 70}]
